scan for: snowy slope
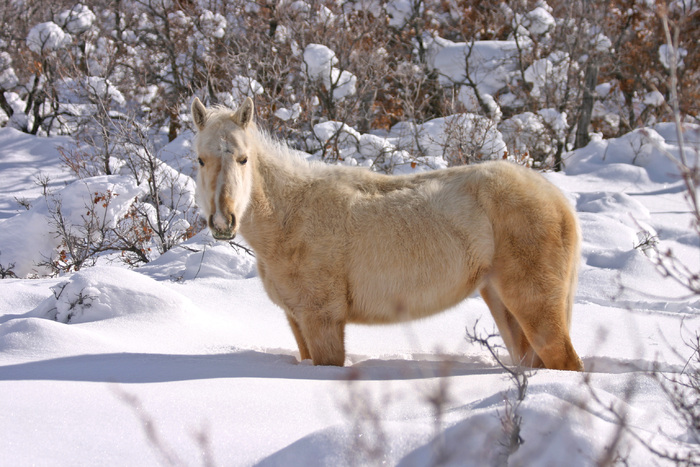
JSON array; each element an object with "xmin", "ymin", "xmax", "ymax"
[{"xmin": 0, "ymin": 124, "xmax": 699, "ymax": 466}]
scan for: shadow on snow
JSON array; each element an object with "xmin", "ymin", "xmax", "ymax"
[{"xmin": 0, "ymin": 350, "xmax": 503, "ymax": 383}]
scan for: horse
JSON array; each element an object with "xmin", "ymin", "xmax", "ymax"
[{"xmin": 191, "ymin": 97, "xmax": 584, "ymax": 371}]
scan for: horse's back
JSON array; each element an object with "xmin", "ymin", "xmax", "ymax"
[
  {"xmin": 342, "ymin": 161, "xmax": 578, "ymax": 324},
  {"xmin": 344, "ymin": 164, "xmax": 496, "ymax": 323}
]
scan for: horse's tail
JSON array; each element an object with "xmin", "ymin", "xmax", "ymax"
[{"xmin": 565, "ymin": 214, "xmax": 582, "ymax": 330}]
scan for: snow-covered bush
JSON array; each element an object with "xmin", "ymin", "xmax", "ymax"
[
  {"xmin": 0, "ymin": 0, "xmax": 698, "ymax": 271},
  {"xmin": 415, "ymin": 113, "xmax": 506, "ymax": 165},
  {"xmin": 1, "ymin": 0, "xmax": 696, "ymax": 146},
  {"xmin": 26, "ymin": 22, "xmax": 70, "ymax": 54},
  {"xmin": 0, "ymin": 0, "xmax": 695, "ymax": 260},
  {"xmin": 55, "ymin": 4, "xmax": 96, "ymax": 35},
  {"xmin": 304, "ymin": 43, "xmax": 357, "ymax": 101}
]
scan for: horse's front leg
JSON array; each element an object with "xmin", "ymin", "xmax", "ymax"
[
  {"xmin": 285, "ymin": 312, "xmax": 311, "ymax": 361},
  {"xmin": 298, "ymin": 311, "xmax": 347, "ymax": 366}
]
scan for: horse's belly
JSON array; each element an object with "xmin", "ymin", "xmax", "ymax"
[
  {"xmin": 347, "ymin": 262, "xmax": 482, "ymax": 324},
  {"xmin": 345, "ymin": 184, "xmax": 493, "ymax": 323}
]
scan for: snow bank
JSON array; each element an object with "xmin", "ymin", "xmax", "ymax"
[
  {"xmin": 0, "ymin": 315, "xmax": 115, "ymax": 358},
  {"xmin": 33, "ymin": 266, "xmax": 194, "ymax": 323},
  {"xmin": 566, "ymin": 126, "xmax": 700, "ymax": 183},
  {"xmin": 137, "ymin": 231, "xmax": 257, "ymax": 281},
  {"xmin": 0, "ymin": 129, "xmax": 75, "ymax": 221}
]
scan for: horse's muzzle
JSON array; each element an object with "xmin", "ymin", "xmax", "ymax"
[
  {"xmin": 212, "ymin": 231, "xmax": 236, "ymax": 240},
  {"xmin": 209, "ymin": 214, "xmax": 237, "ymax": 240}
]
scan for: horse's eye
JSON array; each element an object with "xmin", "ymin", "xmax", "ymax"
[
  {"xmin": 198, "ymin": 158, "xmax": 204, "ymax": 167},
  {"xmin": 239, "ymin": 157, "xmax": 248, "ymax": 165}
]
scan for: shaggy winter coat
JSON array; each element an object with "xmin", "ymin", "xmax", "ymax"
[{"xmin": 191, "ymin": 97, "xmax": 584, "ymax": 371}]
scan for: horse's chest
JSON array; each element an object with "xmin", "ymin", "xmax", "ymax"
[{"xmin": 256, "ymin": 245, "xmax": 347, "ymax": 311}]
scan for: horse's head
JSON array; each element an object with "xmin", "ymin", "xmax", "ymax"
[{"xmin": 191, "ymin": 97, "xmax": 255, "ymax": 240}]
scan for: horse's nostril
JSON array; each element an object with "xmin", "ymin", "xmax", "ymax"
[{"xmin": 209, "ymin": 212, "xmax": 235, "ymax": 234}]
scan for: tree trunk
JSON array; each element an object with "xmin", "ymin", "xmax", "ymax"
[
  {"xmin": 168, "ymin": 109, "xmax": 180, "ymax": 142},
  {"xmin": 574, "ymin": 63, "xmax": 599, "ymax": 149}
]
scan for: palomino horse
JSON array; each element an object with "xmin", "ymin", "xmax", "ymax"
[{"xmin": 191, "ymin": 97, "xmax": 584, "ymax": 371}]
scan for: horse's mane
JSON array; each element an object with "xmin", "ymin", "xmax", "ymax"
[
  {"xmin": 254, "ymin": 127, "xmax": 318, "ymax": 174},
  {"xmin": 202, "ymin": 103, "xmax": 326, "ymax": 177}
]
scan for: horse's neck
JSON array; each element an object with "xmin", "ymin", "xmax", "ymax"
[{"xmin": 240, "ymin": 143, "xmax": 307, "ymax": 254}]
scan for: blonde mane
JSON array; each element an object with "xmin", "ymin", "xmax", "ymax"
[{"xmin": 198, "ymin": 103, "xmax": 318, "ymax": 176}]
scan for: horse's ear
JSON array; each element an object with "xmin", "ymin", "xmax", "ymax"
[
  {"xmin": 191, "ymin": 97, "xmax": 207, "ymax": 131},
  {"xmin": 233, "ymin": 97, "xmax": 254, "ymax": 128}
]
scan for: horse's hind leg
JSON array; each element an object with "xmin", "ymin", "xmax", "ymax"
[
  {"xmin": 492, "ymin": 274, "xmax": 583, "ymax": 371},
  {"xmin": 480, "ymin": 283, "xmax": 544, "ymax": 368}
]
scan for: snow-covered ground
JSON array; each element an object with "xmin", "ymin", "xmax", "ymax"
[{"xmin": 0, "ymin": 120, "xmax": 699, "ymax": 466}]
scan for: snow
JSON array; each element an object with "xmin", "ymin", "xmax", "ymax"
[
  {"xmin": 0, "ymin": 52, "xmax": 18, "ymax": 90},
  {"xmin": 520, "ymin": 6, "xmax": 556, "ymax": 35},
  {"xmin": 538, "ymin": 107, "xmax": 569, "ymax": 134},
  {"xmin": 57, "ymin": 76, "xmax": 126, "ymax": 106},
  {"xmin": 591, "ymin": 32, "xmax": 613, "ymax": 53},
  {"xmin": 199, "ymin": 10, "xmax": 227, "ymax": 39},
  {"xmin": 55, "ymin": 4, "xmax": 96, "ymax": 35},
  {"xmin": 26, "ymin": 22, "xmax": 70, "ymax": 54},
  {"xmin": 499, "ymin": 111, "xmax": 549, "ymax": 158},
  {"xmin": 565, "ymin": 127, "xmax": 699, "ymax": 182},
  {"xmin": 0, "ymin": 174, "xmax": 144, "ymax": 277},
  {"xmin": 659, "ymin": 43, "xmax": 688, "ymax": 70},
  {"xmin": 524, "ymin": 58, "xmax": 554, "ymax": 98},
  {"xmin": 386, "ymin": 0, "xmax": 418, "ymax": 28},
  {"xmin": 0, "ymin": 128, "xmax": 75, "ymax": 219},
  {"xmin": 313, "ymin": 121, "xmax": 361, "ymax": 146},
  {"xmin": 643, "ymin": 90, "xmax": 665, "ymax": 107},
  {"xmin": 427, "ymin": 38, "xmax": 519, "ymax": 96},
  {"xmin": 405, "ymin": 113, "xmax": 507, "ymax": 161},
  {"xmin": 274, "ymin": 103, "xmax": 302, "ymax": 122},
  {"xmin": 304, "ymin": 44, "xmax": 337, "ymax": 80},
  {"xmin": 230, "ymin": 76, "xmax": 264, "ymax": 103},
  {"xmin": 303, "ymin": 44, "xmax": 357, "ymax": 100},
  {"xmin": 2, "ymin": 16, "xmax": 700, "ymax": 463},
  {"xmin": 1, "ymin": 117, "xmax": 698, "ymax": 466},
  {"xmin": 457, "ymin": 86, "xmax": 501, "ymax": 121}
]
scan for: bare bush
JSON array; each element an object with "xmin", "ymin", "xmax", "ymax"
[
  {"xmin": 340, "ymin": 375, "xmax": 390, "ymax": 466},
  {"xmin": 0, "ymin": 250, "xmax": 17, "ymax": 279},
  {"xmin": 39, "ymin": 110, "xmax": 199, "ymax": 273},
  {"xmin": 634, "ymin": 8, "xmax": 699, "ymax": 296},
  {"xmin": 39, "ymin": 187, "xmax": 116, "ymax": 273},
  {"xmin": 465, "ymin": 321, "xmax": 531, "ymax": 464},
  {"xmin": 651, "ymin": 331, "xmax": 700, "ymax": 465},
  {"xmin": 604, "ymin": 10, "xmax": 700, "ymax": 465},
  {"xmin": 112, "ymin": 385, "xmax": 215, "ymax": 467}
]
